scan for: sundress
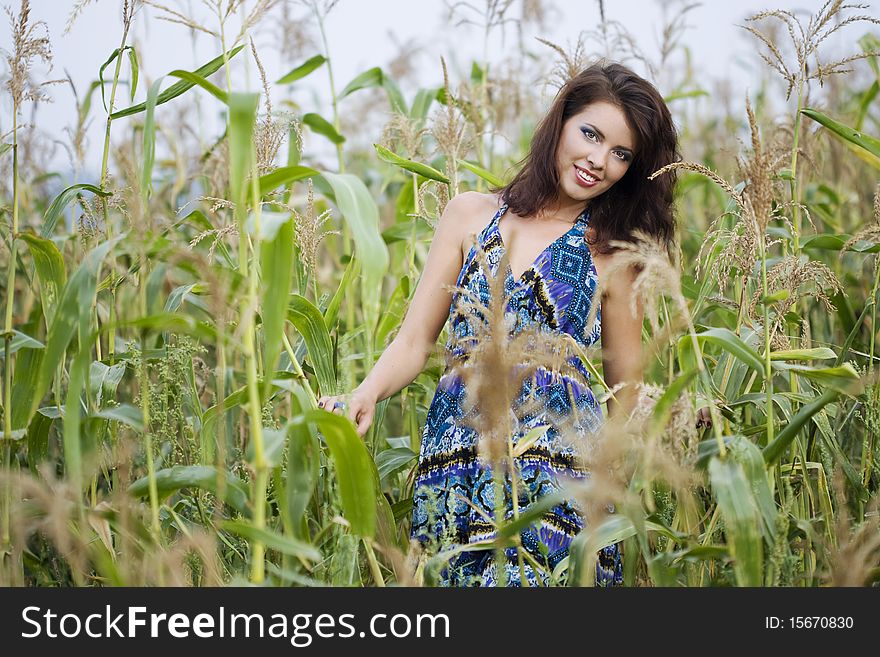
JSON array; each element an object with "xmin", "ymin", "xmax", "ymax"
[{"xmin": 409, "ymin": 201, "xmax": 624, "ymax": 587}]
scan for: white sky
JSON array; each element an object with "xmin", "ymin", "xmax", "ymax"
[{"xmin": 7, "ymin": 0, "xmax": 878, "ymax": 174}]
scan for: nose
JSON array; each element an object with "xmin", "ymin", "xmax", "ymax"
[{"xmin": 586, "ymin": 151, "xmax": 606, "ymax": 171}]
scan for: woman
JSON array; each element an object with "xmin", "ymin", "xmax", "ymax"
[{"xmin": 318, "ymin": 61, "xmax": 698, "ymax": 586}]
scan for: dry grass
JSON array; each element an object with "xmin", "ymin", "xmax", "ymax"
[
  {"xmin": 743, "ymin": 1, "xmax": 880, "ymax": 99},
  {"xmin": 442, "ymin": 241, "xmax": 588, "ymax": 467}
]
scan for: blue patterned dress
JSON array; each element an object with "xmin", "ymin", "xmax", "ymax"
[{"xmin": 410, "ymin": 202, "xmax": 624, "ymax": 587}]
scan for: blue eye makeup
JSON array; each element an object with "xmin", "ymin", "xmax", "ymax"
[{"xmin": 581, "ymin": 127, "xmax": 598, "ymax": 141}]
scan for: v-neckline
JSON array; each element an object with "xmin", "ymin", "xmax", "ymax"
[{"xmin": 495, "ymin": 205, "xmax": 588, "ymax": 284}]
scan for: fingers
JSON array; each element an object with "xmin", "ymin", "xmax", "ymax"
[
  {"xmin": 355, "ymin": 410, "xmax": 373, "ymax": 439},
  {"xmin": 317, "ymin": 396, "xmax": 346, "ymax": 415},
  {"xmin": 316, "ymin": 396, "xmax": 372, "ymax": 438},
  {"xmin": 695, "ymin": 406, "xmax": 713, "ymax": 430}
]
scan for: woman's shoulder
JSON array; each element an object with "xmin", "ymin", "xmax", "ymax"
[
  {"xmin": 441, "ymin": 191, "xmax": 503, "ymax": 238},
  {"xmin": 445, "ymin": 190, "xmax": 503, "ymax": 215}
]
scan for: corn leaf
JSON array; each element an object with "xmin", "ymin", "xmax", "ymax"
[
  {"xmin": 110, "ymin": 45, "xmax": 245, "ymax": 119},
  {"xmin": 287, "ymin": 294, "xmax": 336, "ymax": 396},
  {"xmin": 802, "ymin": 107, "xmax": 880, "ymax": 169},
  {"xmin": 276, "ymin": 54, "xmax": 326, "ymax": 84},
  {"xmin": 299, "ymin": 409, "xmax": 377, "ymax": 538},
  {"xmin": 302, "ymin": 112, "xmax": 345, "ymax": 144},
  {"xmin": 374, "ymin": 144, "xmax": 449, "ymax": 183},
  {"xmin": 41, "ymin": 184, "xmax": 110, "ymax": 237},
  {"xmin": 285, "ymin": 391, "xmax": 320, "ymax": 540},
  {"xmin": 258, "ymin": 165, "xmax": 319, "ymax": 196},
  {"xmin": 459, "ymin": 159, "xmax": 504, "ymax": 187},
  {"xmin": 18, "ymin": 233, "xmax": 66, "ymax": 326},
  {"xmin": 261, "ymin": 213, "xmax": 295, "ymax": 398},
  {"xmin": 320, "ymin": 172, "xmax": 389, "ymax": 335},
  {"xmin": 29, "ymin": 236, "xmax": 123, "ymax": 423},
  {"xmin": 221, "ymin": 520, "xmax": 321, "ymax": 562},
  {"xmin": 129, "ymin": 465, "xmax": 251, "ymax": 517},
  {"xmin": 708, "ymin": 455, "xmax": 764, "ymax": 586}
]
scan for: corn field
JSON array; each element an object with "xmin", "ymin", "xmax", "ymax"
[{"xmin": 1, "ymin": 0, "xmax": 879, "ymax": 587}]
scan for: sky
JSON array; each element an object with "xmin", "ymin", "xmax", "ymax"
[{"xmin": 6, "ymin": 0, "xmax": 878, "ymax": 174}]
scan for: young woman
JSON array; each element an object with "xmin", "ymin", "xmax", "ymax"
[{"xmin": 318, "ymin": 61, "xmax": 693, "ymax": 586}]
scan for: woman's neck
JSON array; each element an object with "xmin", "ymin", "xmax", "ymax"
[{"xmin": 536, "ymin": 197, "xmax": 588, "ymax": 225}]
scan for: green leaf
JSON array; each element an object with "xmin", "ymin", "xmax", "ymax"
[
  {"xmin": 111, "ymin": 45, "xmax": 245, "ymax": 119},
  {"xmin": 261, "ymin": 213, "xmax": 295, "ymax": 397},
  {"xmin": 375, "ymin": 447, "xmax": 417, "ymax": 481},
  {"xmin": 129, "ymin": 465, "xmax": 250, "ymax": 517},
  {"xmin": 167, "ymin": 69, "xmax": 228, "ymax": 103},
  {"xmin": 285, "ymin": 393, "xmax": 320, "ymax": 540},
  {"xmin": 708, "ymin": 455, "xmax": 763, "ymax": 586},
  {"xmin": 164, "ymin": 283, "xmax": 204, "ymax": 313},
  {"xmin": 89, "ymin": 360, "xmax": 125, "ymax": 407},
  {"xmin": 29, "ymin": 236, "xmax": 123, "ymax": 423},
  {"xmin": 679, "ymin": 327, "xmax": 764, "ymax": 374},
  {"xmin": 18, "ymin": 233, "xmax": 66, "ymax": 326},
  {"xmin": 649, "ymin": 368, "xmax": 699, "ymax": 435},
  {"xmin": 374, "ymin": 144, "xmax": 449, "ymax": 183},
  {"xmin": 62, "ymin": 347, "xmax": 89, "ymax": 490},
  {"xmin": 246, "ymin": 426, "xmax": 286, "ymax": 468},
  {"xmin": 298, "ymin": 410, "xmax": 378, "ymax": 537},
  {"xmin": 409, "ymin": 88, "xmax": 439, "ymax": 120},
  {"xmin": 727, "ymin": 435, "xmax": 777, "ymax": 543},
  {"xmin": 338, "ymin": 66, "xmax": 383, "ymax": 98},
  {"xmin": 127, "ymin": 46, "xmax": 139, "ymax": 102},
  {"xmin": 41, "ymin": 184, "xmax": 110, "ymax": 237},
  {"xmin": 757, "ymin": 289, "xmax": 789, "ymax": 305},
  {"xmin": 258, "ymin": 165, "xmax": 319, "ymax": 196},
  {"xmin": 459, "ymin": 159, "xmax": 504, "ymax": 187},
  {"xmin": 26, "ymin": 412, "xmax": 53, "ymax": 472},
  {"xmin": 802, "ymin": 107, "xmax": 880, "ymax": 169},
  {"xmin": 98, "ymin": 47, "xmax": 130, "ymax": 112},
  {"xmin": 770, "ymin": 361, "xmax": 862, "ymax": 395},
  {"xmin": 663, "ymin": 88, "xmax": 709, "ymax": 103},
  {"xmin": 763, "ymin": 389, "xmax": 840, "ymax": 465},
  {"xmin": 375, "ymin": 275, "xmax": 409, "ymax": 349},
  {"xmin": 276, "ymin": 54, "xmax": 327, "ymax": 84},
  {"xmin": 221, "ymin": 520, "xmax": 321, "ymax": 562},
  {"xmin": 338, "ymin": 66, "xmax": 406, "ymax": 113},
  {"xmin": 2, "ymin": 330, "xmax": 44, "ymax": 357},
  {"xmin": 324, "ymin": 254, "xmax": 359, "ymax": 330},
  {"xmin": 141, "ymin": 76, "xmax": 163, "ymax": 207},
  {"xmin": 381, "ymin": 219, "xmax": 433, "ymax": 244},
  {"xmin": 93, "ymin": 404, "xmax": 143, "ymax": 431},
  {"xmin": 302, "ymin": 112, "xmax": 345, "ymax": 144},
  {"xmin": 770, "ymin": 347, "xmax": 836, "ymax": 361},
  {"xmin": 288, "ymin": 294, "xmax": 336, "ymax": 395},
  {"xmin": 228, "ymin": 92, "xmax": 260, "ymax": 217},
  {"xmin": 319, "ymin": 172, "xmax": 389, "ymax": 334},
  {"xmin": 803, "ymin": 233, "xmax": 880, "ymax": 253}
]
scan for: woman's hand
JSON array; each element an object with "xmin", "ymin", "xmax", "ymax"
[
  {"xmin": 317, "ymin": 387, "xmax": 377, "ymax": 439},
  {"xmin": 696, "ymin": 406, "xmax": 713, "ymax": 431}
]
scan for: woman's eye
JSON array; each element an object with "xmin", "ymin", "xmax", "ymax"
[
  {"xmin": 613, "ymin": 150, "xmax": 630, "ymax": 161},
  {"xmin": 581, "ymin": 127, "xmax": 598, "ymax": 141}
]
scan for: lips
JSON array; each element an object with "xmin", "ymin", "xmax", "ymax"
[{"xmin": 573, "ymin": 164, "xmax": 601, "ymax": 187}]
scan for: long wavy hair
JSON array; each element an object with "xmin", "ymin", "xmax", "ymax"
[{"xmin": 494, "ymin": 61, "xmax": 680, "ymax": 255}]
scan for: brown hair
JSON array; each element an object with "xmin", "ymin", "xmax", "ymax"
[{"xmin": 494, "ymin": 60, "xmax": 680, "ymax": 255}]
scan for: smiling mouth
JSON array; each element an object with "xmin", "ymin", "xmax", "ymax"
[{"xmin": 574, "ymin": 165, "xmax": 600, "ymax": 184}]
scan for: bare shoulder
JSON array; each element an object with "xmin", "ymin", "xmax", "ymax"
[
  {"xmin": 441, "ymin": 191, "xmax": 503, "ymax": 256},
  {"xmin": 595, "ymin": 247, "xmax": 640, "ymax": 301},
  {"xmin": 442, "ymin": 191, "xmax": 501, "ymax": 224}
]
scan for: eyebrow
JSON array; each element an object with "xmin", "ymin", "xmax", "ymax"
[{"xmin": 584, "ymin": 122, "xmax": 634, "ymax": 154}]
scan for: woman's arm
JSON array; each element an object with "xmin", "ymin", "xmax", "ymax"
[
  {"xmin": 599, "ymin": 260, "xmax": 645, "ymax": 422},
  {"xmin": 354, "ymin": 192, "xmax": 487, "ymax": 404}
]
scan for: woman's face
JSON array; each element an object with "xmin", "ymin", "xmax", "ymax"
[{"xmin": 554, "ymin": 100, "xmax": 636, "ymax": 206}]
